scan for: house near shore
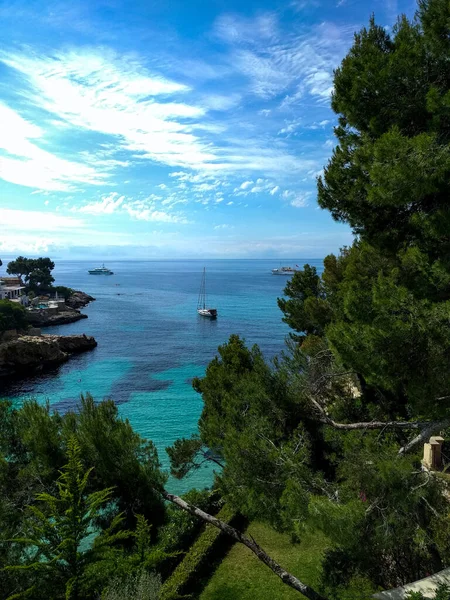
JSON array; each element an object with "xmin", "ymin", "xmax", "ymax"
[{"xmin": 0, "ymin": 276, "xmax": 27, "ymax": 303}]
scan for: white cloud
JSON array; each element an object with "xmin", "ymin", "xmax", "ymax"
[
  {"xmin": 123, "ymin": 201, "xmax": 189, "ymax": 223},
  {"xmin": 214, "ymin": 13, "xmax": 351, "ymax": 104},
  {"xmin": 0, "ymin": 102, "xmax": 110, "ymax": 191},
  {"xmin": 282, "ymin": 190, "xmax": 312, "ymax": 207},
  {"xmin": 270, "ymin": 186, "xmax": 279, "ymax": 195},
  {"xmin": 240, "ymin": 180, "xmax": 253, "ymax": 190},
  {"xmin": 203, "ymin": 94, "xmax": 241, "ymax": 111},
  {"xmin": 278, "ymin": 119, "xmax": 302, "ymax": 135},
  {"xmin": 0, "ymin": 208, "xmax": 85, "ymax": 231},
  {"xmin": 76, "ymin": 193, "xmax": 125, "ymax": 215}
]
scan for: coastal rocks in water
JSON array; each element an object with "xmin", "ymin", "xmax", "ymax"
[
  {"xmin": 0, "ymin": 333, "xmax": 97, "ymax": 377},
  {"xmin": 66, "ymin": 290, "xmax": 96, "ymax": 310},
  {"xmin": 26, "ymin": 307, "xmax": 88, "ymax": 327}
]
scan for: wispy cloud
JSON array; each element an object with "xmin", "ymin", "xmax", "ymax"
[
  {"xmin": 75, "ymin": 192, "xmax": 125, "ymax": 215},
  {"xmin": 282, "ymin": 190, "xmax": 312, "ymax": 207},
  {"xmin": 213, "ymin": 13, "xmax": 353, "ymax": 103},
  {"xmin": 0, "ymin": 102, "xmax": 110, "ymax": 190}
]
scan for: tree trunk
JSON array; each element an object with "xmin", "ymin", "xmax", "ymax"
[{"xmin": 161, "ymin": 489, "xmax": 327, "ymax": 600}]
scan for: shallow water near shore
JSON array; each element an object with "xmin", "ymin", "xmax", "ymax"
[{"xmin": 1, "ymin": 259, "xmax": 323, "ymax": 492}]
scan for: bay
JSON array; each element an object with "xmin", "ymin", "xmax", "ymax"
[{"xmin": 1, "ymin": 259, "xmax": 323, "ymax": 492}]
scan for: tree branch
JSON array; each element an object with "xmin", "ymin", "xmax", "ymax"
[
  {"xmin": 161, "ymin": 489, "xmax": 327, "ymax": 600},
  {"xmin": 398, "ymin": 419, "xmax": 450, "ymax": 455},
  {"xmin": 310, "ymin": 397, "xmax": 430, "ymax": 431},
  {"xmin": 309, "ymin": 396, "xmax": 450, "ymax": 455}
]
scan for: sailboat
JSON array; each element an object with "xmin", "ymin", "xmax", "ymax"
[{"xmin": 197, "ymin": 268, "xmax": 217, "ymax": 318}]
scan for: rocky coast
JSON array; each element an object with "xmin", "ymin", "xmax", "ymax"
[
  {"xmin": 26, "ymin": 307, "xmax": 88, "ymax": 327},
  {"xmin": 65, "ymin": 290, "xmax": 95, "ymax": 310},
  {"xmin": 26, "ymin": 290, "xmax": 95, "ymax": 327},
  {"xmin": 0, "ymin": 332, "xmax": 97, "ymax": 378}
]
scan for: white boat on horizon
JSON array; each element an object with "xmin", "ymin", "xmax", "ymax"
[
  {"xmin": 271, "ymin": 266, "xmax": 299, "ymax": 275},
  {"xmin": 88, "ymin": 264, "xmax": 114, "ymax": 275}
]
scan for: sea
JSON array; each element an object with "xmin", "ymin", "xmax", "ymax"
[{"xmin": 1, "ymin": 259, "xmax": 323, "ymax": 492}]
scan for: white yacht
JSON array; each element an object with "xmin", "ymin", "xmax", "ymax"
[
  {"xmin": 88, "ymin": 264, "xmax": 114, "ymax": 275},
  {"xmin": 271, "ymin": 266, "xmax": 299, "ymax": 275}
]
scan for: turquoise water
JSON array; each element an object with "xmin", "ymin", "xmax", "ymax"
[{"xmin": 1, "ymin": 259, "xmax": 323, "ymax": 492}]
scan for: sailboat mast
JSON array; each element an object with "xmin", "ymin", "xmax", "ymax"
[
  {"xmin": 203, "ymin": 268, "xmax": 206, "ymax": 309},
  {"xmin": 197, "ymin": 268, "xmax": 206, "ymax": 310}
]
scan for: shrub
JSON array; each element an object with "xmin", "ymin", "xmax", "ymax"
[
  {"xmin": 0, "ymin": 300, "xmax": 28, "ymax": 332},
  {"xmin": 53, "ymin": 286, "xmax": 75, "ymax": 300},
  {"xmin": 102, "ymin": 569, "xmax": 161, "ymax": 600},
  {"xmin": 160, "ymin": 504, "xmax": 236, "ymax": 600}
]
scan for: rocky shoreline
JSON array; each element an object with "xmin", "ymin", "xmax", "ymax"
[
  {"xmin": 26, "ymin": 290, "xmax": 96, "ymax": 327},
  {"xmin": 27, "ymin": 307, "xmax": 88, "ymax": 327},
  {"xmin": 65, "ymin": 290, "xmax": 96, "ymax": 310},
  {"xmin": 0, "ymin": 333, "xmax": 97, "ymax": 378}
]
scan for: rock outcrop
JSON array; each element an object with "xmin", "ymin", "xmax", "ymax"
[
  {"xmin": 26, "ymin": 308, "xmax": 88, "ymax": 327},
  {"xmin": 0, "ymin": 333, "xmax": 97, "ymax": 378},
  {"xmin": 66, "ymin": 291, "xmax": 96, "ymax": 309}
]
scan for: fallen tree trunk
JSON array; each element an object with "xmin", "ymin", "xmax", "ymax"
[{"xmin": 161, "ymin": 489, "xmax": 327, "ymax": 600}]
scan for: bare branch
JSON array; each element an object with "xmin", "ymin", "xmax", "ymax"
[
  {"xmin": 310, "ymin": 397, "xmax": 429, "ymax": 431},
  {"xmin": 309, "ymin": 396, "xmax": 450, "ymax": 454},
  {"xmin": 161, "ymin": 489, "xmax": 327, "ymax": 600},
  {"xmin": 398, "ymin": 419, "xmax": 450, "ymax": 455}
]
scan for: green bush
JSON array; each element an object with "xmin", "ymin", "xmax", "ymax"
[
  {"xmin": 160, "ymin": 504, "xmax": 236, "ymax": 600},
  {"xmin": 0, "ymin": 299, "xmax": 28, "ymax": 332},
  {"xmin": 102, "ymin": 569, "xmax": 161, "ymax": 600},
  {"xmin": 53, "ymin": 286, "xmax": 75, "ymax": 299}
]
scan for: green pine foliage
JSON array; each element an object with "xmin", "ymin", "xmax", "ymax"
[
  {"xmin": 0, "ymin": 396, "xmax": 168, "ymax": 600},
  {"xmin": 5, "ymin": 437, "xmax": 132, "ymax": 600},
  {"xmin": 7, "ymin": 257, "xmax": 55, "ymax": 293}
]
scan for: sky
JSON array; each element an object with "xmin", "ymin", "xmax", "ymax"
[{"xmin": 0, "ymin": 0, "xmax": 416, "ymax": 259}]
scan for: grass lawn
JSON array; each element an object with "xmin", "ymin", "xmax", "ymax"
[
  {"xmin": 198, "ymin": 522, "xmax": 326, "ymax": 600},
  {"xmin": 198, "ymin": 522, "xmax": 377, "ymax": 600}
]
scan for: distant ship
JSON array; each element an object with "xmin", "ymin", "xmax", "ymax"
[
  {"xmin": 88, "ymin": 264, "xmax": 114, "ymax": 275},
  {"xmin": 197, "ymin": 268, "xmax": 217, "ymax": 318},
  {"xmin": 271, "ymin": 266, "xmax": 299, "ymax": 275}
]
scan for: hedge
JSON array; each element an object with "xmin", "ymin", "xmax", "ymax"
[{"xmin": 160, "ymin": 503, "xmax": 237, "ymax": 600}]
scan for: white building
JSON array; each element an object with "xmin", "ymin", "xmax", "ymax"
[{"xmin": 0, "ymin": 277, "xmax": 26, "ymax": 301}]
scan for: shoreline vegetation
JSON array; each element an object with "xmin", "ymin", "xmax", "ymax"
[
  {"xmin": 4, "ymin": 2, "xmax": 450, "ymax": 600},
  {"xmin": 1, "ymin": 256, "xmax": 97, "ymax": 378}
]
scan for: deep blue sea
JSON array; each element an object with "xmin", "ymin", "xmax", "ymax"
[{"xmin": 1, "ymin": 259, "xmax": 323, "ymax": 492}]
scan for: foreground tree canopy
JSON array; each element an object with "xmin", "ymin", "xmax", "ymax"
[{"xmin": 169, "ymin": 0, "xmax": 450, "ymax": 593}]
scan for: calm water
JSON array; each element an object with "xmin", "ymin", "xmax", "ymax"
[{"xmin": 1, "ymin": 259, "xmax": 323, "ymax": 492}]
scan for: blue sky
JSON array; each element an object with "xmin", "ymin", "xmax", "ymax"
[{"xmin": 0, "ymin": 0, "xmax": 415, "ymax": 259}]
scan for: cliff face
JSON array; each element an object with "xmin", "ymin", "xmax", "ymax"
[{"xmin": 0, "ymin": 334, "xmax": 97, "ymax": 378}]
